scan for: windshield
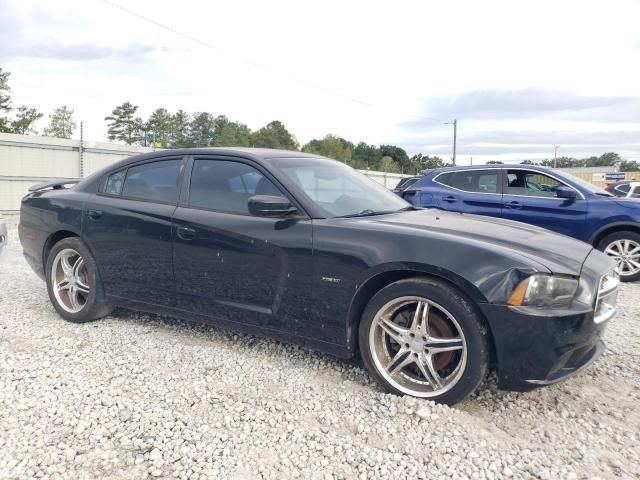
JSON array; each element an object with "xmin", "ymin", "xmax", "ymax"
[
  {"xmin": 559, "ymin": 171, "xmax": 612, "ymax": 196},
  {"xmin": 270, "ymin": 157, "xmax": 410, "ymax": 217}
]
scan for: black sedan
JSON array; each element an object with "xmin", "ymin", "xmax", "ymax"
[{"xmin": 19, "ymin": 148, "xmax": 619, "ymax": 405}]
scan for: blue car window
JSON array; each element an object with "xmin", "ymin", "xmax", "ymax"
[
  {"xmin": 438, "ymin": 170, "xmax": 499, "ymax": 194},
  {"xmin": 506, "ymin": 170, "xmax": 563, "ymax": 198}
]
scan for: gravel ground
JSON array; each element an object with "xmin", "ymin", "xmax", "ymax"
[{"xmin": 1, "ymin": 219, "xmax": 639, "ymax": 480}]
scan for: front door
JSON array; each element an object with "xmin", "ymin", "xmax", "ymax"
[
  {"xmin": 501, "ymin": 168, "xmax": 587, "ymax": 239},
  {"xmin": 172, "ymin": 156, "xmax": 313, "ymax": 333},
  {"xmin": 82, "ymin": 157, "xmax": 184, "ymax": 305}
]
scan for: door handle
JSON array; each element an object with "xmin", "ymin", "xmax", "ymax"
[
  {"xmin": 504, "ymin": 201, "xmax": 522, "ymax": 209},
  {"xmin": 176, "ymin": 226, "xmax": 196, "ymax": 240},
  {"xmin": 87, "ymin": 209, "xmax": 103, "ymax": 220},
  {"xmin": 442, "ymin": 195, "xmax": 457, "ymax": 203}
]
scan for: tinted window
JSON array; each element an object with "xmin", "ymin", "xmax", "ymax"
[
  {"xmin": 121, "ymin": 159, "xmax": 182, "ymax": 203},
  {"xmin": 614, "ymin": 184, "xmax": 631, "ymax": 194},
  {"xmin": 505, "ymin": 170, "xmax": 567, "ymax": 197},
  {"xmin": 103, "ymin": 169, "xmax": 126, "ymax": 195},
  {"xmin": 438, "ymin": 170, "xmax": 499, "ymax": 193},
  {"xmin": 189, "ymin": 160, "xmax": 282, "ymax": 214}
]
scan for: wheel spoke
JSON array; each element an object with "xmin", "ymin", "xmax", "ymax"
[
  {"xmin": 75, "ymin": 279, "xmax": 90, "ymax": 294},
  {"xmin": 627, "ymin": 258, "xmax": 640, "ymax": 271},
  {"xmin": 72, "ymin": 257, "xmax": 84, "ymax": 277},
  {"xmin": 60, "ymin": 255, "xmax": 74, "ymax": 275},
  {"xmin": 416, "ymin": 353, "xmax": 442, "ymax": 389},
  {"xmin": 388, "ymin": 350, "xmax": 414, "ymax": 376},
  {"xmin": 427, "ymin": 336, "xmax": 464, "ymax": 354},
  {"xmin": 605, "ymin": 248, "xmax": 619, "ymax": 256},
  {"xmin": 379, "ymin": 316, "xmax": 407, "ymax": 344},
  {"xmin": 410, "ymin": 301, "xmax": 430, "ymax": 336},
  {"xmin": 56, "ymin": 279, "xmax": 71, "ymax": 292},
  {"xmin": 68, "ymin": 286, "xmax": 81, "ymax": 311},
  {"xmin": 386, "ymin": 346, "xmax": 409, "ymax": 373}
]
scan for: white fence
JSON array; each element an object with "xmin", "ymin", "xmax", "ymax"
[{"xmin": 0, "ymin": 133, "xmax": 408, "ymax": 213}]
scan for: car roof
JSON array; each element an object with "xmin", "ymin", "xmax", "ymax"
[{"xmin": 422, "ymin": 164, "xmax": 551, "ymax": 175}]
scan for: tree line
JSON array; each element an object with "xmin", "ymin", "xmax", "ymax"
[
  {"xmin": 0, "ymin": 68, "xmax": 76, "ymax": 138},
  {"xmin": 488, "ymin": 152, "xmax": 639, "ymax": 172},
  {"xmin": 2, "ymin": 66, "xmax": 638, "ymax": 173},
  {"xmin": 104, "ymin": 101, "xmax": 449, "ymax": 173}
]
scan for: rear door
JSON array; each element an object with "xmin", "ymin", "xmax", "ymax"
[
  {"xmin": 82, "ymin": 157, "xmax": 184, "ymax": 306},
  {"xmin": 501, "ymin": 168, "xmax": 587, "ymax": 238},
  {"xmin": 434, "ymin": 169, "xmax": 503, "ymax": 217},
  {"xmin": 171, "ymin": 156, "xmax": 313, "ymax": 332}
]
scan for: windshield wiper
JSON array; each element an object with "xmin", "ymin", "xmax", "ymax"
[{"xmin": 337, "ymin": 206, "xmax": 417, "ymax": 218}]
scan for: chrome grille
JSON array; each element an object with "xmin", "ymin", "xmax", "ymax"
[{"xmin": 594, "ymin": 270, "xmax": 619, "ymax": 324}]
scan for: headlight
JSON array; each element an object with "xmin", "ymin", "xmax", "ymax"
[{"xmin": 507, "ymin": 274, "xmax": 578, "ymax": 308}]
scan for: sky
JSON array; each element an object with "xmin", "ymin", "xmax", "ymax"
[{"xmin": 1, "ymin": 0, "xmax": 639, "ymax": 164}]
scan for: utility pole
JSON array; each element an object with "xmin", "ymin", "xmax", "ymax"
[
  {"xmin": 79, "ymin": 121, "xmax": 84, "ymax": 177},
  {"xmin": 553, "ymin": 144, "xmax": 560, "ymax": 169},
  {"xmin": 445, "ymin": 119, "xmax": 457, "ymax": 166}
]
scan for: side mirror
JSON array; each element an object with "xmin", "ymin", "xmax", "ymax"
[
  {"xmin": 248, "ymin": 195, "xmax": 297, "ymax": 217},
  {"xmin": 556, "ymin": 186, "xmax": 577, "ymax": 200}
]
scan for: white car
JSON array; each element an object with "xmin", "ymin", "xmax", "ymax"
[{"xmin": 605, "ymin": 181, "xmax": 640, "ymax": 198}]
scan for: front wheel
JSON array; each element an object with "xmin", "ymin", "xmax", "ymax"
[
  {"xmin": 597, "ymin": 231, "xmax": 640, "ymax": 282},
  {"xmin": 46, "ymin": 237, "xmax": 112, "ymax": 323},
  {"xmin": 359, "ymin": 277, "xmax": 490, "ymax": 405}
]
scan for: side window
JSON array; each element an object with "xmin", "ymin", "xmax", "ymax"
[
  {"xmin": 438, "ymin": 170, "xmax": 499, "ymax": 194},
  {"xmin": 189, "ymin": 159, "xmax": 282, "ymax": 214},
  {"xmin": 505, "ymin": 170, "xmax": 566, "ymax": 198},
  {"xmin": 121, "ymin": 159, "xmax": 182, "ymax": 203},
  {"xmin": 630, "ymin": 186, "xmax": 640, "ymax": 198},
  {"xmin": 102, "ymin": 169, "xmax": 126, "ymax": 195},
  {"xmin": 436, "ymin": 172, "xmax": 454, "ymax": 187},
  {"xmin": 615, "ymin": 184, "xmax": 631, "ymax": 194}
]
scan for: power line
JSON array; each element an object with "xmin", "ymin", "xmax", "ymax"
[{"xmin": 100, "ymin": 0, "xmax": 447, "ymax": 123}]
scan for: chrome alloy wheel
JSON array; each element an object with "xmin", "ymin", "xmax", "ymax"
[
  {"xmin": 51, "ymin": 248, "xmax": 90, "ymax": 313},
  {"xmin": 605, "ymin": 239, "xmax": 640, "ymax": 278},
  {"xmin": 369, "ymin": 296, "xmax": 467, "ymax": 397}
]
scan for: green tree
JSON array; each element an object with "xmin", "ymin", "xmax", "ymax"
[
  {"xmin": 486, "ymin": 160, "xmax": 504, "ymax": 164},
  {"xmin": 378, "ymin": 155, "xmax": 400, "ymax": 173},
  {"xmin": 213, "ymin": 115, "xmax": 251, "ymax": 147},
  {"xmin": 251, "ymin": 120, "xmax": 298, "ymax": 150},
  {"xmin": 380, "ymin": 145, "xmax": 410, "ymax": 173},
  {"xmin": 619, "ymin": 160, "xmax": 640, "ymax": 172},
  {"xmin": 0, "ymin": 67, "xmax": 11, "ymax": 133},
  {"xmin": 188, "ymin": 112, "xmax": 216, "ymax": 147},
  {"xmin": 302, "ymin": 134, "xmax": 353, "ymax": 164},
  {"xmin": 352, "ymin": 142, "xmax": 382, "ymax": 170},
  {"xmin": 105, "ymin": 101, "xmax": 142, "ymax": 145},
  {"xmin": 170, "ymin": 110, "xmax": 192, "ymax": 148},
  {"xmin": 147, "ymin": 108, "xmax": 173, "ymax": 147},
  {"xmin": 43, "ymin": 105, "xmax": 76, "ymax": 139},
  {"xmin": 520, "ymin": 160, "xmax": 534, "ymax": 165},
  {"xmin": 410, "ymin": 153, "xmax": 447, "ymax": 173},
  {"xmin": 11, "ymin": 106, "xmax": 43, "ymax": 135}
]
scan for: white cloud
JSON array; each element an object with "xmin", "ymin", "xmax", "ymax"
[{"xmin": 2, "ymin": 0, "xmax": 639, "ymax": 162}]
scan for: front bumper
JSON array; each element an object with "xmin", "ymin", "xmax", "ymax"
[{"xmin": 480, "ymin": 302, "xmax": 609, "ymax": 391}]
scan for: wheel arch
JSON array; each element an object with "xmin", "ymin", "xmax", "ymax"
[
  {"xmin": 346, "ymin": 266, "xmax": 496, "ymax": 361},
  {"xmin": 43, "ymin": 229, "xmax": 81, "ymax": 270},
  {"xmin": 590, "ymin": 222, "xmax": 640, "ymax": 247}
]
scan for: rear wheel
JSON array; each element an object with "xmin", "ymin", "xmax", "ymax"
[
  {"xmin": 46, "ymin": 237, "xmax": 112, "ymax": 322},
  {"xmin": 597, "ymin": 231, "xmax": 640, "ymax": 282},
  {"xmin": 359, "ymin": 277, "xmax": 490, "ymax": 405}
]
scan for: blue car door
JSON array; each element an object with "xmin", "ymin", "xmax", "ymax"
[
  {"xmin": 433, "ymin": 169, "xmax": 503, "ymax": 216},
  {"xmin": 501, "ymin": 168, "xmax": 587, "ymax": 239}
]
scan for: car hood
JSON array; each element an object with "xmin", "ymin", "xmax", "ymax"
[{"xmin": 366, "ymin": 209, "xmax": 593, "ymax": 276}]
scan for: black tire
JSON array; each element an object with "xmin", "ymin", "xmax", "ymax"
[
  {"xmin": 596, "ymin": 230, "xmax": 640, "ymax": 282},
  {"xmin": 45, "ymin": 237, "xmax": 112, "ymax": 323},
  {"xmin": 358, "ymin": 277, "xmax": 490, "ymax": 405}
]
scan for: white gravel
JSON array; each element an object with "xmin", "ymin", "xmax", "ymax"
[{"xmin": 1, "ymin": 218, "xmax": 639, "ymax": 480}]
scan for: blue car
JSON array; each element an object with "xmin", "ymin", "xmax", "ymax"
[{"xmin": 405, "ymin": 164, "xmax": 640, "ymax": 281}]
